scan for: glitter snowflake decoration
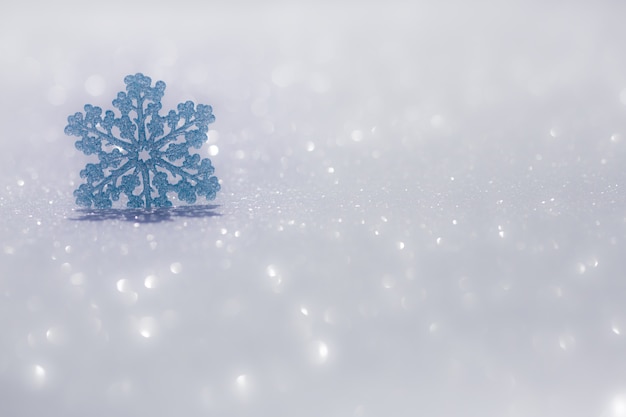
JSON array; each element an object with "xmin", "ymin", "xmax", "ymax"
[{"xmin": 65, "ymin": 73, "xmax": 220, "ymax": 209}]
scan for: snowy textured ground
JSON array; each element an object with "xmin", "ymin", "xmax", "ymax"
[{"xmin": 2, "ymin": 1, "xmax": 626, "ymax": 416}]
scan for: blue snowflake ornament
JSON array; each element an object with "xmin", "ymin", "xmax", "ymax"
[{"xmin": 65, "ymin": 73, "xmax": 220, "ymax": 209}]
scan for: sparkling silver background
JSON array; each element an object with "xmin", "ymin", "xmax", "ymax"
[{"xmin": 2, "ymin": 1, "xmax": 626, "ymax": 416}]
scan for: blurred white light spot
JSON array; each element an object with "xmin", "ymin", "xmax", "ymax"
[
  {"xmin": 266, "ymin": 265, "xmax": 277, "ymax": 277},
  {"xmin": 462, "ymin": 292, "xmax": 478, "ymax": 309},
  {"xmin": 382, "ymin": 275, "xmax": 395, "ymax": 289},
  {"xmin": 436, "ymin": 237, "xmax": 442, "ymax": 245},
  {"xmin": 236, "ymin": 374, "xmax": 247, "ymax": 388},
  {"xmin": 46, "ymin": 326, "xmax": 67, "ymax": 345},
  {"xmin": 611, "ymin": 134, "xmax": 622, "ymax": 143},
  {"xmin": 309, "ymin": 340, "xmax": 330, "ymax": 365},
  {"xmin": 170, "ymin": 262, "xmax": 182, "ymax": 274},
  {"xmin": 559, "ymin": 334, "xmax": 575, "ymax": 351},
  {"xmin": 138, "ymin": 316, "xmax": 158, "ymax": 338},
  {"xmin": 328, "ymin": 167, "xmax": 335, "ymax": 174},
  {"xmin": 396, "ymin": 241, "xmax": 405, "ymax": 250},
  {"xmin": 351, "ymin": 130, "xmax": 363, "ymax": 142},
  {"xmin": 232, "ymin": 372, "xmax": 254, "ymax": 400},
  {"xmin": 612, "ymin": 395, "xmax": 626, "ymax": 416},
  {"xmin": 34, "ymin": 364, "xmax": 45, "ymax": 376},
  {"xmin": 300, "ymin": 306, "xmax": 309, "ymax": 316},
  {"xmin": 47, "ymin": 85, "xmax": 66, "ymax": 106},
  {"xmin": 266, "ymin": 265, "xmax": 283, "ymax": 292},
  {"xmin": 33, "ymin": 364, "xmax": 46, "ymax": 385},
  {"xmin": 271, "ymin": 277, "xmax": 283, "ymax": 292},
  {"xmin": 116, "ymin": 278, "xmax": 131, "ymax": 293},
  {"xmin": 208, "ymin": 145, "xmax": 219, "ymax": 156},
  {"xmin": 144, "ymin": 275, "xmax": 157, "ymax": 289},
  {"xmin": 612, "ymin": 325, "xmax": 621, "ymax": 335},
  {"xmin": 354, "ymin": 405, "xmax": 366, "ymax": 417},
  {"xmin": 85, "ymin": 74, "xmax": 105, "ymax": 96},
  {"xmin": 577, "ymin": 263, "xmax": 586, "ymax": 274},
  {"xmin": 306, "ymin": 141, "xmax": 315, "ymax": 152},
  {"xmin": 272, "ymin": 64, "xmax": 297, "ymax": 87},
  {"xmin": 430, "ymin": 114, "xmax": 445, "ymax": 128},
  {"xmin": 459, "ymin": 276, "xmax": 471, "ymax": 292},
  {"xmin": 429, "ymin": 322, "xmax": 438, "ymax": 333},
  {"xmin": 620, "ymin": 88, "xmax": 626, "ymax": 105},
  {"xmin": 549, "ymin": 127, "xmax": 560, "ymax": 138},
  {"xmin": 323, "ymin": 308, "xmax": 336, "ymax": 324},
  {"xmin": 90, "ymin": 317, "xmax": 102, "ymax": 334},
  {"xmin": 207, "ymin": 130, "xmax": 219, "ymax": 144},
  {"xmin": 70, "ymin": 272, "xmax": 84, "ymax": 286},
  {"xmin": 318, "ymin": 341, "xmax": 329, "ymax": 361}
]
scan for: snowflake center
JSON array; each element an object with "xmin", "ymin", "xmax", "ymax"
[{"xmin": 138, "ymin": 149, "xmax": 151, "ymax": 162}]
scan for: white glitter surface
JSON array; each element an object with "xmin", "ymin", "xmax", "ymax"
[{"xmin": 2, "ymin": 1, "xmax": 626, "ymax": 416}]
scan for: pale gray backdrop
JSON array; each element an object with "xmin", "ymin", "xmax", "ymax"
[{"xmin": 1, "ymin": 1, "xmax": 626, "ymax": 416}]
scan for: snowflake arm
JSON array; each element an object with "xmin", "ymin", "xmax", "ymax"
[{"xmin": 65, "ymin": 73, "xmax": 220, "ymax": 209}]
